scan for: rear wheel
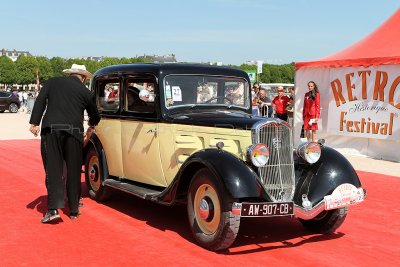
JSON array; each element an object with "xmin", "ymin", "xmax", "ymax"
[
  {"xmin": 299, "ymin": 207, "xmax": 348, "ymax": 233},
  {"xmin": 8, "ymin": 103, "xmax": 19, "ymax": 113},
  {"xmin": 187, "ymin": 168, "xmax": 240, "ymax": 251},
  {"xmin": 84, "ymin": 147, "xmax": 110, "ymax": 202}
]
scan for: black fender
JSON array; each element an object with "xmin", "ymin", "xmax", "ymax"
[
  {"xmin": 293, "ymin": 146, "xmax": 362, "ymax": 207},
  {"xmin": 84, "ymin": 133, "xmax": 110, "ymax": 181},
  {"xmin": 163, "ymin": 148, "xmax": 266, "ymax": 202}
]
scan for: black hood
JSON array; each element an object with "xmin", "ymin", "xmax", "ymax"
[{"xmin": 165, "ymin": 110, "xmax": 270, "ymax": 130}]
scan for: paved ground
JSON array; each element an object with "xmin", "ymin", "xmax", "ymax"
[{"xmin": 1, "ymin": 110, "xmax": 399, "ymax": 177}]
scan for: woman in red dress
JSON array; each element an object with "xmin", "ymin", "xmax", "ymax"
[{"xmin": 303, "ymin": 81, "xmax": 320, "ymax": 142}]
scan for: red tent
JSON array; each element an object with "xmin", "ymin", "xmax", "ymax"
[{"xmin": 296, "ymin": 8, "xmax": 400, "ymax": 69}]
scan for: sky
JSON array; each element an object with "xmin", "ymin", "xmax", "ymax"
[{"xmin": 1, "ymin": 0, "xmax": 399, "ymax": 65}]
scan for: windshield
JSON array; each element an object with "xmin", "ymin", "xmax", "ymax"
[{"xmin": 163, "ymin": 75, "xmax": 250, "ymax": 110}]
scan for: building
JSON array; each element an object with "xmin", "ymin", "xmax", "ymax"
[
  {"xmin": 138, "ymin": 54, "xmax": 177, "ymax": 63},
  {"xmin": 1, "ymin": 49, "xmax": 32, "ymax": 61}
]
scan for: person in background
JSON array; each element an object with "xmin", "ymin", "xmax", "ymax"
[
  {"xmin": 286, "ymin": 87, "xmax": 295, "ymax": 119},
  {"xmin": 251, "ymin": 83, "xmax": 260, "ymax": 116},
  {"xmin": 303, "ymin": 81, "xmax": 320, "ymax": 142},
  {"xmin": 272, "ymin": 86, "xmax": 291, "ymax": 121},
  {"xmin": 29, "ymin": 64, "xmax": 100, "ymax": 223},
  {"xmin": 258, "ymin": 88, "xmax": 273, "ymax": 117},
  {"xmin": 18, "ymin": 90, "xmax": 23, "ymax": 111}
]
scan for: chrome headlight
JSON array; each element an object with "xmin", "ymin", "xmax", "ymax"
[
  {"xmin": 247, "ymin": 144, "xmax": 270, "ymax": 167},
  {"xmin": 297, "ymin": 142, "xmax": 321, "ymax": 164}
]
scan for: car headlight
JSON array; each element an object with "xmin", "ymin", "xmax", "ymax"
[
  {"xmin": 247, "ymin": 144, "xmax": 270, "ymax": 167},
  {"xmin": 297, "ymin": 142, "xmax": 321, "ymax": 164}
]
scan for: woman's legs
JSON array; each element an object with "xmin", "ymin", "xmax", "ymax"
[
  {"xmin": 306, "ymin": 130, "xmax": 311, "ymax": 141},
  {"xmin": 311, "ymin": 130, "xmax": 317, "ymax": 142}
]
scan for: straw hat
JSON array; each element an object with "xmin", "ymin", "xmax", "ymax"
[{"xmin": 63, "ymin": 64, "xmax": 92, "ymax": 78}]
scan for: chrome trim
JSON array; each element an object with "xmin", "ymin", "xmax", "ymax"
[
  {"xmin": 295, "ymin": 186, "xmax": 367, "ymax": 219},
  {"xmin": 251, "ymin": 118, "xmax": 295, "ymax": 202},
  {"xmin": 294, "ymin": 201, "xmax": 326, "ymax": 219}
]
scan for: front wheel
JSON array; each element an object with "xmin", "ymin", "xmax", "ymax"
[
  {"xmin": 187, "ymin": 168, "xmax": 240, "ymax": 251},
  {"xmin": 84, "ymin": 147, "xmax": 110, "ymax": 202},
  {"xmin": 299, "ymin": 207, "xmax": 348, "ymax": 233},
  {"xmin": 8, "ymin": 103, "xmax": 19, "ymax": 113}
]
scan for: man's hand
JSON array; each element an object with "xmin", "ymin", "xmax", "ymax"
[
  {"xmin": 29, "ymin": 124, "xmax": 40, "ymax": 137},
  {"xmin": 83, "ymin": 127, "xmax": 95, "ymax": 147}
]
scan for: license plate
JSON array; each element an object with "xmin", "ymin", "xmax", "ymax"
[{"xmin": 240, "ymin": 202, "xmax": 294, "ymax": 217}]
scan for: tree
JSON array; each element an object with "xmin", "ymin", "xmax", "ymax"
[
  {"xmin": 84, "ymin": 59, "xmax": 100, "ymax": 75},
  {"xmin": 50, "ymin": 57, "xmax": 66, "ymax": 77},
  {"xmin": 99, "ymin": 57, "xmax": 119, "ymax": 68},
  {"xmin": 15, "ymin": 55, "xmax": 38, "ymax": 86},
  {"xmin": 36, "ymin": 57, "xmax": 53, "ymax": 83},
  {"xmin": 0, "ymin": 56, "xmax": 17, "ymax": 86}
]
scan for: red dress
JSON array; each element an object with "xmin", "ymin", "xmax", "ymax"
[{"xmin": 303, "ymin": 91, "xmax": 320, "ymax": 130}]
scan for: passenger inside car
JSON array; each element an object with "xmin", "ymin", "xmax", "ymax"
[{"xmin": 126, "ymin": 86, "xmax": 154, "ymax": 113}]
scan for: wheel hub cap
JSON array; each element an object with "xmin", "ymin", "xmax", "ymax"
[{"xmin": 199, "ymin": 199, "xmax": 210, "ymax": 220}]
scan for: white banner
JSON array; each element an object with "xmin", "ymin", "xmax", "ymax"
[
  {"xmin": 326, "ymin": 65, "xmax": 400, "ymax": 140},
  {"xmin": 257, "ymin": 60, "xmax": 263, "ymax": 74}
]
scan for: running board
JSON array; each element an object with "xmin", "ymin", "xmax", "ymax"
[{"xmin": 104, "ymin": 179, "xmax": 163, "ymax": 200}]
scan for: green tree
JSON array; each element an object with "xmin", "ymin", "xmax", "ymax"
[
  {"xmin": 36, "ymin": 57, "xmax": 53, "ymax": 83},
  {"xmin": 84, "ymin": 59, "xmax": 100, "ymax": 75},
  {"xmin": 99, "ymin": 57, "xmax": 119, "ymax": 68},
  {"xmin": 0, "ymin": 56, "xmax": 17, "ymax": 86},
  {"xmin": 50, "ymin": 57, "xmax": 66, "ymax": 77},
  {"xmin": 15, "ymin": 55, "xmax": 38, "ymax": 86}
]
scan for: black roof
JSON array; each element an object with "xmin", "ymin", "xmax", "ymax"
[{"xmin": 93, "ymin": 63, "xmax": 248, "ymax": 79}]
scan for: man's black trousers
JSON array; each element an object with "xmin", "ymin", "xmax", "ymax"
[{"xmin": 41, "ymin": 130, "xmax": 82, "ymax": 213}]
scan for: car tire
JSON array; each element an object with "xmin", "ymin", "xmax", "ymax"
[
  {"xmin": 299, "ymin": 207, "xmax": 348, "ymax": 233},
  {"xmin": 84, "ymin": 147, "xmax": 110, "ymax": 202},
  {"xmin": 8, "ymin": 103, "xmax": 19, "ymax": 113},
  {"xmin": 187, "ymin": 168, "xmax": 240, "ymax": 251}
]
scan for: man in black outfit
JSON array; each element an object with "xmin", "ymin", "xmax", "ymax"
[{"xmin": 29, "ymin": 64, "xmax": 100, "ymax": 223}]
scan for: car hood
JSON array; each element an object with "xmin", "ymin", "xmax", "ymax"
[{"xmin": 166, "ymin": 110, "xmax": 267, "ymax": 130}]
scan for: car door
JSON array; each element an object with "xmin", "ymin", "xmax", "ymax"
[{"xmin": 120, "ymin": 76, "xmax": 167, "ymax": 187}]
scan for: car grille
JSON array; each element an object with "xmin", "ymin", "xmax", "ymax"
[{"xmin": 252, "ymin": 120, "xmax": 295, "ymax": 202}]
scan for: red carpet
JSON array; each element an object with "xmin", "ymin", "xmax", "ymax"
[{"xmin": 0, "ymin": 139, "xmax": 399, "ymax": 266}]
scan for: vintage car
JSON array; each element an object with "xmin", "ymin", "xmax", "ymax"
[{"xmin": 84, "ymin": 63, "xmax": 366, "ymax": 251}]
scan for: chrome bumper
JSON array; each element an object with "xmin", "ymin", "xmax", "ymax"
[{"xmin": 295, "ymin": 184, "xmax": 366, "ymax": 220}]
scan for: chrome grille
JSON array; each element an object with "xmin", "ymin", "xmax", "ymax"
[{"xmin": 252, "ymin": 120, "xmax": 295, "ymax": 202}]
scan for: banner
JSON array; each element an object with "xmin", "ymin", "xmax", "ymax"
[
  {"xmin": 327, "ymin": 65, "xmax": 400, "ymax": 140},
  {"xmin": 245, "ymin": 70, "xmax": 256, "ymax": 83},
  {"xmin": 256, "ymin": 60, "xmax": 263, "ymax": 74}
]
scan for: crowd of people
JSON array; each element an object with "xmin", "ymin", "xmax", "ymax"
[{"xmin": 251, "ymin": 81, "xmax": 320, "ymax": 142}]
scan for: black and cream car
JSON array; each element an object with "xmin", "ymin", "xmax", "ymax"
[{"xmin": 84, "ymin": 63, "xmax": 366, "ymax": 251}]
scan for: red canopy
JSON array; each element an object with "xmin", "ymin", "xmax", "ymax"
[{"xmin": 296, "ymin": 9, "xmax": 400, "ymax": 70}]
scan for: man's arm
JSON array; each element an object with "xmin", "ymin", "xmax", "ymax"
[
  {"xmin": 86, "ymin": 92, "xmax": 100, "ymax": 126},
  {"xmin": 29, "ymin": 80, "xmax": 50, "ymax": 127}
]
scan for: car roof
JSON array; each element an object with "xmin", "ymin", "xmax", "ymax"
[{"xmin": 93, "ymin": 63, "xmax": 249, "ymax": 79}]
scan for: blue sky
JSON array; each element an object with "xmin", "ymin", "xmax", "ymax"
[{"xmin": 1, "ymin": 0, "xmax": 398, "ymax": 65}]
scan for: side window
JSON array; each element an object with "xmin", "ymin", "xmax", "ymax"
[
  {"xmin": 125, "ymin": 78, "xmax": 156, "ymax": 114},
  {"xmin": 96, "ymin": 79, "xmax": 120, "ymax": 112}
]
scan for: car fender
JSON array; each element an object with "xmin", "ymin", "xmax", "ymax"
[
  {"xmin": 84, "ymin": 132, "xmax": 110, "ymax": 181},
  {"xmin": 174, "ymin": 149, "xmax": 266, "ymax": 200},
  {"xmin": 293, "ymin": 146, "xmax": 362, "ymax": 207}
]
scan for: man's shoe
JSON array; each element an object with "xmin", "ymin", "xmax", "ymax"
[
  {"xmin": 41, "ymin": 209, "xmax": 60, "ymax": 223},
  {"xmin": 69, "ymin": 210, "xmax": 81, "ymax": 220}
]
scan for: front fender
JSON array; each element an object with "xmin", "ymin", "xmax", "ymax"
[
  {"xmin": 85, "ymin": 132, "xmax": 109, "ymax": 181},
  {"xmin": 293, "ymin": 146, "xmax": 362, "ymax": 206},
  {"xmin": 180, "ymin": 149, "xmax": 265, "ymax": 199}
]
